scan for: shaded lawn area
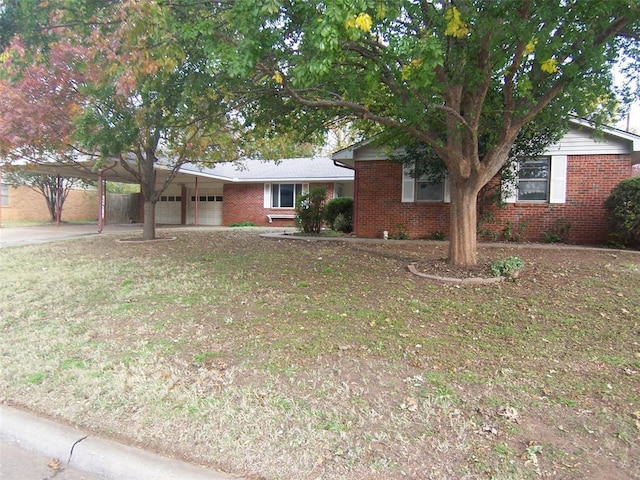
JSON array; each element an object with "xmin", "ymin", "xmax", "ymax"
[{"xmin": 0, "ymin": 229, "xmax": 639, "ymax": 480}]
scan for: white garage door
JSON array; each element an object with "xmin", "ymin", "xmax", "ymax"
[
  {"xmin": 156, "ymin": 195, "xmax": 182, "ymax": 224},
  {"xmin": 188, "ymin": 195, "xmax": 223, "ymax": 225}
]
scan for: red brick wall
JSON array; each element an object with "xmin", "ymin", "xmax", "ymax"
[
  {"xmin": 222, "ymin": 182, "xmax": 336, "ymax": 227},
  {"xmin": 1, "ymin": 185, "xmax": 98, "ymax": 223},
  {"xmin": 354, "ymin": 155, "xmax": 632, "ymax": 244},
  {"xmin": 354, "ymin": 161, "xmax": 449, "ymax": 239}
]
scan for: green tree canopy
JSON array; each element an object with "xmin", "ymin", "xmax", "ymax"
[
  {"xmin": 0, "ymin": 0, "xmax": 314, "ymax": 240},
  {"xmin": 216, "ymin": 0, "xmax": 640, "ymax": 265}
]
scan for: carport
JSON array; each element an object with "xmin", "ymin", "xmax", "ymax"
[{"xmin": 1, "ymin": 158, "xmax": 229, "ymax": 231}]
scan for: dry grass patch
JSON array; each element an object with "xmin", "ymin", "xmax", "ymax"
[{"xmin": 1, "ymin": 230, "xmax": 639, "ymax": 479}]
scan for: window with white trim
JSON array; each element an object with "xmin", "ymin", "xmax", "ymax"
[
  {"xmin": 417, "ymin": 176, "xmax": 446, "ymax": 201},
  {"xmin": 517, "ymin": 157, "xmax": 550, "ymax": 201},
  {"xmin": 402, "ymin": 161, "xmax": 449, "ymax": 203},
  {"xmin": 271, "ymin": 183, "xmax": 305, "ymax": 208},
  {"xmin": 1, "ymin": 183, "xmax": 8, "ymax": 206}
]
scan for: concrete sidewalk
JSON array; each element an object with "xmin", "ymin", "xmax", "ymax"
[
  {"xmin": 1, "ymin": 440, "xmax": 106, "ymax": 480},
  {"xmin": 0, "ymin": 406, "xmax": 236, "ymax": 480}
]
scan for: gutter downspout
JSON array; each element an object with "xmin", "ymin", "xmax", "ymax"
[
  {"xmin": 332, "ymin": 159, "xmax": 357, "ymax": 235},
  {"xmin": 333, "ymin": 160, "xmax": 354, "ymax": 170}
]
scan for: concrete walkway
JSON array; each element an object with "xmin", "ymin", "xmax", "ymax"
[{"xmin": 1, "ymin": 439, "xmax": 106, "ymax": 480}]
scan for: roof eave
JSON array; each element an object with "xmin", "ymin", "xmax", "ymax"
[{"xmin": 228, "ymin": 177, "xmax": 354, "ymax": 183}]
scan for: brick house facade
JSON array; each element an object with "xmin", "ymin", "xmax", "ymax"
[
  {"xmin": 154, "ymin": 158, "xmax": 354, "ymax": 227},
  {"xmin": 333, "ymin": 120, "xmax": 640, "ymax": 245},
  {"xmin": 223, "ymin": 182, "xmax": 340, "ymax": 227},
  {"xmin": 2, "ymin": 158, "xmax": 354, "ymax": 227}
]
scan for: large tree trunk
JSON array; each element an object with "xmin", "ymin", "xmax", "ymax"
[
  {"xmin": 142, "ymin": 200, "xmax": 156, "ymax": 240},
  {"xmin": 448, "ymin": 179, "xmax": 481, "ymax": 267}
]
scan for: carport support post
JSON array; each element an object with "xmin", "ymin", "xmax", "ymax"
[
  {"xmin": 97, "ymin": 168, "xmax": 104, "ymax": 233},
  {"xmin": 180, "ymin": 184, "xmax": 187, "ymax": 225},
  {"xmin": 194, "ymin": 177, "xmax": 199, "ymax": 227}
]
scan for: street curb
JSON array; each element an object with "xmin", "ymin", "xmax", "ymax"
[{"xmin": 0, "ymin": 405, "xmax": 236, "ymax": 480}]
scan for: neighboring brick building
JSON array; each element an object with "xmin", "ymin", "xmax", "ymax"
[
  {"xmin": 332, "ymin": 119, "xmax": 640, "ymax": 245},
  {"xmin": 0, "ymin": 183, "xmax": 98, "ymax": 224}
]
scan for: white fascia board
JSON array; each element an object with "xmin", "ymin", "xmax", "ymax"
[
  {"xmin": 331, "ymin": 137, "xmax": 380, "ymax": 161},
  {"xmin": 332, "ymin": 148, "xmax": 355, "ymax": 161},
  {"xmin": 165, "ymin": 165, "xmax": 354, "ymax": 183},
  {"xmin": 238, "ymin": 176, "xmax": 354, "ymax": 183},
  {"xmin": 155, "ymin": 163, "xmax": 234, "ymax": 182},
  {"xmin": 570, "ymin": 117, "xmax": 640, "ymax": 153}
]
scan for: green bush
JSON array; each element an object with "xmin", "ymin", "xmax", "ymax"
[
  {"xmin": 324, "ymin": 197, "xmax": 353, "ymax": 233},
  {"xmin": 295, "ymin": 186, "xmax": 326, "ymax": 234},
  {"xmin": 542, "ymin": 217, "xmax": 571, "ymax": 243},
  {"xmin": 501, "ymin": 221, "xmax": 527, "ymax": 242},
  {"xmin": 390, "ymin": 222, "xmax": 409, "ymax": 240},
  {"xmin": 333, "ymin": 213, "xmax": 352, "ymax": 234},
  {"xmin": 605, "ymin": 176, "xmax": 640, "ymax": 248},
  {"xmin": 490, "ymin": 256, "xmax": 524, "ymax": 278},
  {"xmin": 229, "ymin": 221, "xmax": 255, "ymax": 227}
]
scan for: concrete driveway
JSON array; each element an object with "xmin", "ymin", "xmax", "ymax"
[
  {"xmin": 0, "ymin": 223, "xmax": 144, "ymax": 247},
  {"xmin": 0, "ymin": 224, "xmax": 296, "ymax": 248}
]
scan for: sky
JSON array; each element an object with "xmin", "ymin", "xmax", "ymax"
[{"xmin": 619, "ymin": 102, "xmax": 640, "ymax": 133}]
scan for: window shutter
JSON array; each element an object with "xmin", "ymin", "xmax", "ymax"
[
  {"xmin": 443, "ymin": 175, "xmax": 450, "ymax": 203},
  {"xmin": 502, "ymin": 161, "xmax": 518, "ymax": 204},
  {"xmin": 401, "ymin": 165, "xmax": 415, "ymax": 203},
  {"xmin": 263, "ymin": 183, "xmax": 271, "ymax": 208},
  {"xmin": 549, "ymin": 155, "xmax": 567, "ymax": 204},
  {"xmin": 302, "ymin": 183, "xmax": 309, "ymax": 194}
]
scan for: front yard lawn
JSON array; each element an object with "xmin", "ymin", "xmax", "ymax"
[{"xmin": 0, "ymin": 229, "xmax": 638, "ymax": 479}]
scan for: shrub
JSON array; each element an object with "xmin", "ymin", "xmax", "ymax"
[
  {"xmin": 229, "ymin": 221, "xmax": 255, "ymax": 227},
  {"xmin": 605, "ymin": 177, "xmax": 640, "ymax": 248},
  {"xmin": 542, "ymin": 217, "xmax": 571, "ymax": 243},
  {"xmin": 501, "ymin": 221, "xmax": 527, "ymax": 242},
  {"xmin": 295, "ymin": 186, "xmax": 326, "ymax": 234},
  {"xmin": 333, "ymin": 213, "xmax": 352, "ymax": 234},
  {"xmin": 324, "ymin": 197, "xmax": 353, "ymax": 232},
  {"xmin": 490, "ymin": 256, "xmax": 524, "ymax": 278},
  {"xmin": 390, "ymin": 222, "xmax": 409, "ymax": 240}
]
